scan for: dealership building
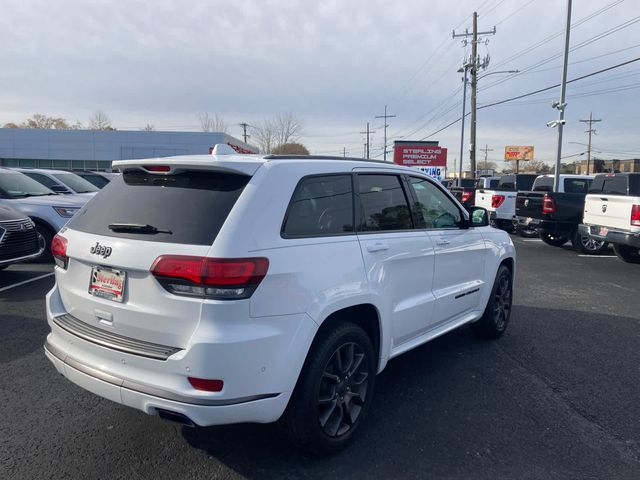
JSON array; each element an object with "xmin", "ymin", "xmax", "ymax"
[{"xmin": 0, "ymin": 128, "xmax": 258, "ymax": 171}]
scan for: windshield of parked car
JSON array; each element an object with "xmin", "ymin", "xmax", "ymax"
[
  {"xmin": 52, "ymin": 173, "xmax": 100, "ymax": 193},
  {"xmin": 79, "ymin": 173, "xmax": 110, "ymax": 188},
  {"xmin": 0, "ymin": 171, "xmax": 58, "ymax": 198}
]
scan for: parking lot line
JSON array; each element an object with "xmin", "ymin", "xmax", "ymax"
[
  {"xmin": 578, "ymin": 255, "xmax": 617, "ymax": 258},
  {"xmin": 0, "ymin": 272, "xmax": 54, "ymax": 293}
]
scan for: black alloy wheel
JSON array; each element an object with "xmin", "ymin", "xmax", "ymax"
[{"xmin": 318, "ymin": 342, "xmax": 370, "ymax": 437}]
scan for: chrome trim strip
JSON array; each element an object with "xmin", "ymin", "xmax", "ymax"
[
  {"xmin": 0, "ymin": 245, "xmax": 45, "ymax": 266},
  {"xmin": 52, "ymin": 313, "xmax": 182, "ymax": 361},
  {"xmin": 44, "ymin": 341, "xmax": 280, "ymax": 407}
]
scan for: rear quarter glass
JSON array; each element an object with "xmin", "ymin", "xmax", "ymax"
[{"xmin": 66, "ymin": 170, "xmax": 250, "ymax": 245}]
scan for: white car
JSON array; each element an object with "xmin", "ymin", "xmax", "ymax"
[
  {"xmin": 580, "ymin": 173, "xmax": 640, "ymax": 263},
  {"xmin": 44, "ymin": 148, "xmax": 516, "ymax": 452},
  {"xmin": 475, "ymin": 174, "xmax": 538, "ymax": 231},
  {"xmin": 16, "ymin": 168, "xmax": 99, "ymax": 197}
]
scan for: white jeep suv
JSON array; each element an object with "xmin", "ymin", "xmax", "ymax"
[{"xmin": 44, "ymin": 150, "xmax": 516, "ymax": 452}]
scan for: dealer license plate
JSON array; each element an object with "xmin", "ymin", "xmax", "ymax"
[{"xmin": 89, "ymin": 266, "xmax": 126, "ymax": 303}]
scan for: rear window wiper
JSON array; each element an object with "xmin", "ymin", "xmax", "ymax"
[{"xmin": 108, "ymin": 223, "xmax": 173, "ymax": 234}]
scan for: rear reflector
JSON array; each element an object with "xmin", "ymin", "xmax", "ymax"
[
  {"xmin": 150, "ymin": 255, "xmax": 269, "ymax": 300},
  {"xmin": 188, "ymin": 377, "xmax": 224, "ymax": 392},
  {"xmin": 542, "ymin": 194, "xmax": 556, "ymax": 214},
  {"xmin": 143, "ymin": 165, "xmax": 171, "ymax": 172},
  {"xmin": 491, "ymin": 195, "xmax": 505, "ymax": 209},
  {"xmin": 51, "ymin": 234, "xmax": 68, "ymax": 269},
  {"xmin": 631, "ymin": 204, "xmax": 640, "ymax": 226}
]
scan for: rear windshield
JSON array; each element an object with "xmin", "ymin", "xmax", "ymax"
[
  {"xmin": 533, "ymin": 177, "xmax": 553, "ymax": 192},
  {"xmin": 458, "ymin": 179, "xmax": 475, "ymax": 188},
  {"xmin": 52, "ymin": 173, "xmax": 99, "ymax": 193},
  {"xmin": 589, "ymin": 175, "xmax": 628, "ymax": 195},
  {"xmin": 67, "ymin": 170, "xmax": 250, "ymax": 245}
]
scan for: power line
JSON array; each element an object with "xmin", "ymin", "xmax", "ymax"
[{"xmin": 416, "ymin": 56, "xmax": 640, "ymax": 140}]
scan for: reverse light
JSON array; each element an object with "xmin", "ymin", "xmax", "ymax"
[
  {"xmin": 53, "ymin": 206, "xmax": 80, "ymax": 218},
  {"xmin": 631, "ymin": 204, "xmax": 640, "ymax": 226},
  {"xmin": 150, "ymin": 255, "xmax": 269, "ymax": 300},
  {"xmin": 188, "ymin": 377, "xmax": 224, "ymax": 392},
  {"xmin": 542, "ymin": 194, "xmax": 556, "ymax": 214},
  {"xmin": 491, "ymin": 194, "xmax": 505, "ymax": 209},
  {"xmin": 51, "ymin": 234, "xmax": 68, "ymax": 269}
]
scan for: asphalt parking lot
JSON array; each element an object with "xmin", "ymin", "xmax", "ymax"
[{"xmin": 1, "ymin": 237, "xmax": 639, "ymax": 480}]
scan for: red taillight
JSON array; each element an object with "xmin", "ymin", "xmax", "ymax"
[
  {"xmin": 631, "ymin": 204, "xmax": 640, "ymax": 226},
  {"xmin": 491, "ymin": 194, "xmax": 505, "ymax": 209},
  {"xmin": 143, "ymin": 165, "xmax": 171, "ymax": 172},
  {"xmin": 188, "ymin": 377, "xmax": 224, "ymax": 392},
  {"xmin": 150, "ymin": 255, "xmax": 269, "ymax": 299},
  {"xmin": 461, "ymin": 191, "xmax": 473, "ymax": 203},
  {"xmin": 542, "ymin": 194, "xmax": 556, "ymax": 214},
  {"xmin": 51, "ymin": 234, "xmax": 68, "ymax": 268}
]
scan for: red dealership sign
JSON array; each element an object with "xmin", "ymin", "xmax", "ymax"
[{"xmin": 393, "ymin": 142, "xmax": 447, "ymax": 167}]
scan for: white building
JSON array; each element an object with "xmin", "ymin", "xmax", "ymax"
[{"xmin": 0, "ymin": 128, "xmax": 258, "ymax": 171}]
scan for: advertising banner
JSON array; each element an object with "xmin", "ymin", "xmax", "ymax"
[
  {"xmin": 504, "ymin": 145, "xmax": 534, "ymax": 161},
  {"xmin": 393, "ymin": 142, "xmax": 448, "ymax": 168}
]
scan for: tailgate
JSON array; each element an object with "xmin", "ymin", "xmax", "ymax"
[
  {"xmin": 515, "ymin": 192, "xmax": 545, "ymax": 219},
  {"xmin": 475, "ymin": 189, "xmax": 495, "ymax": 211},
  {"xmin": 584, "ymin": 194, "xmax": 635, "ymax": 230}
]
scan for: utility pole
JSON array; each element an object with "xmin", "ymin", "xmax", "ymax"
[
  {"xmin": 360, "ymin": 122, "xmax": 375, "ymax": 159},
  {"xmin": 551, "ymin": 0, "xmax": 573, "ymax": 192},
  {"xmin": 343, "ymin": 147, "xmax": 346, "ymax": 158},
  {"xmin": 579, "ymin": 112, "xmax": 601, "ymax": 174},
  {"xmin": 453, "ymin": 13, "xmax": 496, "ymax": 179},
  {"xmin": 375, "ymin": 105, "xmax": 396, "ymax": 162},
  {"xmin": 479, "ymin": 144, "xmax": 494, "ymax": 173},
  {"xmin": 458, "ymin": 66, "xmax": 469, "ymax": 180},
  {"xmin": 239, "ymin": 122, "xmax": 250, "ymax": 143}
]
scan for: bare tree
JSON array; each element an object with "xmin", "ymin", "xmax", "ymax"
[
  {"xmin": 19, "ymin": 113, "xmax": 70, "ymax": 129},
  {"xmin": 89, "ymin": 110, "xmax": 114, "ymax": 130},
  {"xmin": 251, "ymin": 118, "xmax": 277, "ymax": 153},
  {"xmin": 476, "ymin": 161, "xmax": 497, "ymax": 172},
  {"xmin": 142, "ymin": 124, "xmax": 155, "ymax": 131},
  {"xmin": 273, "ymin": 112, "xmax": 302, "ymax": 146},
  {"xmin": 3, "ymin": 122, "xmax": 19, "ymax": 128},
  {"xmin": 251, "ymin": 113, "xmax": 303, "ymax": 153},
  {"xmin": 198, "ymin": 112, "xmax": 228, "ymax": 133}
]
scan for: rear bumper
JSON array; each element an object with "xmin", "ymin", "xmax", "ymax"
[
  {"xmin": 514, "ymin": 216, "xmax": 576, "ymax": 236},
  {"xmin": 489, "ymin": 211, "xmax": 512, "ymax": 222},
  {"xmin": 44, "ymin": 282, "xmax": 318, "ymax": 426},
  {"xmin": 579, "ymin": 224, "xmax": 640, "ymax": 248}
]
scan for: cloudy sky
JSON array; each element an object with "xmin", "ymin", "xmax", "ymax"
[{"xmin": 1, "ymin": 0, "xmax": 639, "ymax": 170}]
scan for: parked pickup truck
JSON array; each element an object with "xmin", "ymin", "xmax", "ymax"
[
  {"xmin": 450, "ymin": 177, "xmax": 500, "ymax": 209},
  {"xmin": 580, "ymin": 173, "xmax": 640, "ymax": 263},
  {"xmin": 475, "ymin": 174, "xmax": 538, "ymax": 231},
  {"xmin": 514, "ymin": 174, "xmax": 607, "ymax": 253}
]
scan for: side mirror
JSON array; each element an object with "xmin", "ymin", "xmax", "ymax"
[
  {"xmin": 50, "ymin": 185, "xmax": 70, "ymax": 194},
  {"xmin": 468, "ymin": 206, "xmax": 489, "ymax": 227}
]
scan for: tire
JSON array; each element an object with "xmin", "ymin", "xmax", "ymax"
[
  {"xmin": 572, "ymin": 230, "xmax": 608, "ymax": 255},
  {"xmin": 0, "ymin": 266, "xmax": 6, "ymax": 271},
  {"xmin": 34, "ymin": 223, "xmax": 54, "ymax": 262},
  {"xmin": 539, "ymin": 230, "xmax": 568, "ymax": 247},
  {"xmin": 471, "ymin": 264, "xmax": 513, "ymax": 339},
  {"xmin": 281, "ymin": 323, "xmax": 376, "ymax": 454},
  {"xmin": 612, "ymin": 244, "xmax": 640, "ymax": 264}
]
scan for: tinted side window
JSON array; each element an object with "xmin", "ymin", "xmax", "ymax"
[
  {"xmin": 564, "ymin": 178, "xmax": 591, "ymax": 193},
  {"xmin": 282, "ymin": 175, "xmax": 354, "ymax": 237},
  {"xmin": 409, "ymin": 177, "xmax": 462, "ymax": 229},
  {"xmin": 357, "ymin": 175, "xmax": 412, "ymax": 232},
  {"xmin": 24, "ymin": 172, "xmax": 59, "ymax": 188},
  {"xmin": 498, "ymin": 176, "xmax": 516, "ymax": 191}
]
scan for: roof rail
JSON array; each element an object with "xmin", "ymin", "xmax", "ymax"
[{"xmin": 263, "ymin": 154, "xmax": 391, "ymax": 164}]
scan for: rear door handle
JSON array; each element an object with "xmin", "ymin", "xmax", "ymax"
[
  {"xmin": 366, "ymin": 242, "xmax": 389, "ymax": 253},
  {"xmin": 435, "ymin": 238, "xmax": 451, "ymax": 246}
]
